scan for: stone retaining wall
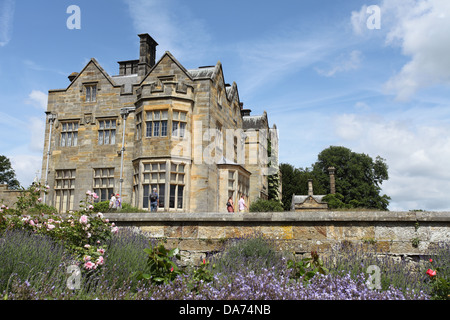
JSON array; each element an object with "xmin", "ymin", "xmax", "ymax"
[{"xmin": 105, "ymin": 211, "xmax": 450, "ymax": 264}]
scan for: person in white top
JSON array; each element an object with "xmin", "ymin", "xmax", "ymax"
[
  {"xmin": 109, "ymin": 194, "xmax": 116, "ymax": 209},
  {"xmin": 238, "ymin": 195, "xmax": 247, "ymax": 212}
]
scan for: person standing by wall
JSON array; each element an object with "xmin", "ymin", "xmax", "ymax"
[
  {"xmin": 116, "ymin": 194, "xmax": 122, "ymax": 209},
  {"xmin": 149, "ymin": 187, "xmax": 159, "ymax": 212},
  {"xmin": 109, "ymin": 193, "xmax": 116, "ymax": 210}
]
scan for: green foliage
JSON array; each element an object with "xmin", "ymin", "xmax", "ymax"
[
  {"xmin": 426, "ymin": 258, "xmax": 449, "ymax": 300},
  {"xmin": 411, "ymin": 237, "xmax": 420, "ymax": 248},
  {"xmin": 280, "ymin": 146, "xmax": 391, "ymax": 211},
  {"xmin": 192, "ymin": 259, "xmax": 215, "ymax": 283},
  {"xmin": 134, "ymin": 242, "xmax": 184, "ymax": 285},
  {"xmin": 249, "ymin": 198, "xmax": 283, "ymax": 212},
  {"xmin": 287, "ymin": 251, "xmax": 329, "ymax": 283},
  {"xmin": 0, "ymin": 155, "xmax": 20, "ymax": 190},
  {"xmin": 312, "ymin": 146, "xmax": 390, "ymax": 210},
  {"xmin": 322, "ymin": 193, "xmax": 349, "ymax": 209},
  {"xmin": 93, "ymin": 201, "xmax": 110, "ymax": 213},
  {"xmin": 14, "ymin": 182, "xmax": 48, "ymax": 213}
]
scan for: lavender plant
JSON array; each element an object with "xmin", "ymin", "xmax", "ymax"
[
  {"xmin": 0, "ymin": 229, "xmax": 74, "ymax": 295},
  {"xmin": 208, "ymin": 233, "xmax": 286, "ymax": 276},
  {"xmin": 322, "ymin": 241, "xmax": 431, "ymax": 295}
]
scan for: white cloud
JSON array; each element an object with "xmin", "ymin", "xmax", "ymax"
[
  {"xmin": 26, "ymin": 90, "xmax": 48, "ymax": 110},
  {"xmin": 28, "ymin": 116, "xmax": 45, "ymax": 153},
  {"xmin": 315, "ymin": 50, "xmax": 363, "ymax": 77},
  {"xmin": 9, "ymin": 153, "xmax": 42, "ymax": 187},
  {"xmin": 0, "ymin": 0, "xmax": 15, "ymax": 47},
  {"xmin": 352, "ymin": 0, "xmax": 450, "ymax": 101},
  {"xmin": 333, "ymin": 112, "xmax": 450, "ymax": 211},
  {"xmin": 351, "ymin": 4, "xmax": 371, "ymax": 36}
]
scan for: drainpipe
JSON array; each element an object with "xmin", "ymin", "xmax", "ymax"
[
  {"xmin": 43, "ymin": 112, "xmax": 56, "ymax": 205},
  {"xmin": 119, "ymin": 107, "xmax": 136, "ymax": 201}
]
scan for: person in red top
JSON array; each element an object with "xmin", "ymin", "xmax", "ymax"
[{"xmin": 226, "ymin": 197, "xmax": 234, "ymax": 212}]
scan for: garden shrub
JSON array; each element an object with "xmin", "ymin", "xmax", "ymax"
[
  {"xmin": 93, "ymin": 200, "xmax": 110, "ymax": 213},
  {"xmin": 249, "ymin": 198, "xmax": 284, "ymax": 212}
]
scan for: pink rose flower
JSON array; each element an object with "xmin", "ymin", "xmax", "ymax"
[
  {"xmin": 84, "ymin": 261, "xmax": 95, "ymax": 270},
  {"xmin": 96, "ymin": 256, "xmax": 104, "ymax": 265},
  {"xmin": 79, "ymin": 215, "xmax": 88, "ymax": 224}
]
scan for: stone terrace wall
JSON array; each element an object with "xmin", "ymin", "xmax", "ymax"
[
  {"xmin": 105, "ymin": 211, "xmax": 450, "ymax": 264},
  {"xmin": 0, "ymin": 184, "xmax": 23, "ymax": 208}
]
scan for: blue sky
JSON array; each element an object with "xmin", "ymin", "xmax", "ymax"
[{"xmin": 1, "ymin": 0, "xmax": 450, "ymax": 211}]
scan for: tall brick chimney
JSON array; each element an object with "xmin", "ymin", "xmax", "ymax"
[
  {"xmin": 328, "ymin": 167, "xmax": 336, "ymax": 194},
  {"xmin": 138, "ymin": 34, "xmax": 158, "ymax": 77}
]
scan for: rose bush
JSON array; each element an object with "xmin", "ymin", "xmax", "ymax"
[{"xmin": 1, "ymin": 187, "xmax": 117, "ymax": 271}]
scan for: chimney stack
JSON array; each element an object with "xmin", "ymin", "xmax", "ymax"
[
  {"xmin": 68, "ymin": 72, "xmax": 78, "ymax": 82},
  {"xmin": 138, "ymin": 34, "xmax": 158, "ymax": 77},
  {"xmin": 328, "ymin": 167, "xmax": 336, "ymax": 194},
  {"xmin": 308, "ymin": 179, "xmax": 313, "ymax": 196}
]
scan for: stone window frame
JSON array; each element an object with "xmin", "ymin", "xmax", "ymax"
[
  {"xmin": 135, "ymin": 112, "xmax": 142, "ymax": 140},
  {"xmin": 132, "ymin": 164, "xmax": 140, "ymax": 208},
  {"xmin": 93, "ymin": 168, "xmax": 115, "ymax": 202},
  {"xmin": 228, "ymin": 170, "xmax": 236, "ymax": 200},
  {"xmin": 145, "ymin": 110, "xmax": 168, "ymax": 138},
  {"xmin": 238, "ymin": 172, "xmax": 250, "ymax": 199},
  {"xmin": 172, "ymin": 110, "xmax": 187, "ymax": 138},
  {"xmin": 97, "ymin": 118, "xmax": 117, "ymax": 145},
  {"xmin": 169, "ymin": 162, "xmax": 185, "ymax": 210},
  {"xmin": 54, "ymin": 169, "xmax": 76, "ymax": 213},
  {"xmin": 84, "ymin": 83, "xmax": 97, "ymax": 103},
  {"xmin": 142, "ymin": 162, "xmax": 166, "ymax": 209},
  {"xmin": 59, "ymin": 120, "xmax": 79, "ymax": 147}
]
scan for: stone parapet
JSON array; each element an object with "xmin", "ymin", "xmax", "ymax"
[{"xmin": 104, "ymin": 211, "xmax": 450, "ymax": 265}]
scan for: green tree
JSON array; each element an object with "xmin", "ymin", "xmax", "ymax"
[
  {"xmin": 312, "ymin": 146, "xmax": 390, "ymax": 210},
  {"xmin": 279, "ymin": 164, "xmax": 325, "ymax": 211},
  {"xmin": 280, "ymin": 146, "xmax": 390, "ymax": 211},
  {"xmin": 0, "ymin": 155, "xmax": 20, "ymax": 190}
]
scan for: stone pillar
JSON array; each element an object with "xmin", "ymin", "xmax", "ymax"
[
  {"xmin": 328, "ymin": 167, "xmax": 336, "ymax": 194},
  {"xmin": 308, "ymin": 179, "xmax": 313, "ymax": 196}
]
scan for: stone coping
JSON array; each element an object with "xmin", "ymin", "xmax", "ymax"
[{"xmin": 104, "ymin": 211, "xmax": 450, "ymax": 223}]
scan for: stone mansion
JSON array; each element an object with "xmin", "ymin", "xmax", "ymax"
[{"xmin": 40, "ymin": 34, "xmax": 279, "ymax": 213}]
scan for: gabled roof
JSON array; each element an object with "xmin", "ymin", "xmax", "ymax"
[
  {"xmin": 65, "ymin": 58, "xmax": 117, "ymax": 90},
  {"xmin": 187, "ymin": 61, "xmax": 222, "ymax": 81},
  {"xmin": 139, "ymin": 51, "xmax": 194, "ymax": 85},
  {"xmin": 292, "ymin": 195, "xmax": 326, "ymax": 205},
  {"xmin": 226, "ymin": 82, "xmax": 240, "ymax": 104},
  {"xmin": 242, "ymin": 111, "xmax": 269, "ymax": 130}
]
